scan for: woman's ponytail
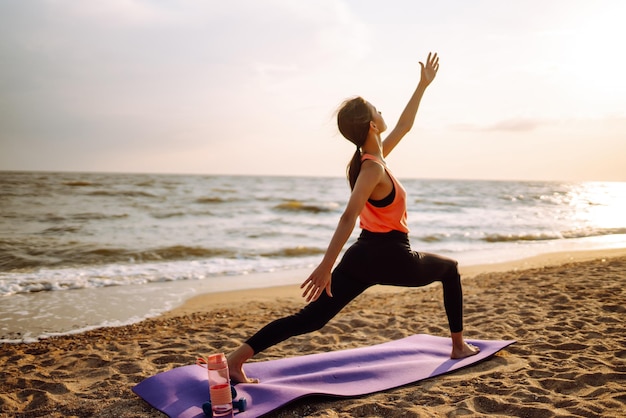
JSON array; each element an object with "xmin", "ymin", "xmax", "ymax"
[
  {"xmin": 337, "ymin": 97, "xmax": 372, "ymax": 190},
  {"xmin": 347, "ymin": 148, "xmax": 362, "ymax": 190}
]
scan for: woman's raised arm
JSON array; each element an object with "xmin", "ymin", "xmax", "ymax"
[{"xmin": 382, "ymin": 52, "xmax": 439, "ymax": 157}]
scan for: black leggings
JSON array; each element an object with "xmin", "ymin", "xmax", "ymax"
[{"xmin": 245, "ymin": 230, "xmax": 463, "ymax": 354}]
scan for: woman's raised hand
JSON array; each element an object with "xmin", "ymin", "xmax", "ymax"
[{"xmin": 419, "ymin": 52, "xmax": 439, "ymax": 87}]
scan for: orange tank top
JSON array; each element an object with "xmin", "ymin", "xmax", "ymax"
[{"xmin": 359, "ymin": 154, "xmax": 409, "ymax": 233}]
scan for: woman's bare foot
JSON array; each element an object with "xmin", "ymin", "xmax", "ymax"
[
  {"xmin": 227, "ymin": 344, "xmax": 259, "ymax": 384},
  {"xmin": 451, "ymin": 341, "xmax": 480, "ymax": 359},
  {"xmin": 229, "ymin": 366, "xmax": 259, "ymax": 384},
  {"xmin": 450, "ymin": 331, "xmax": 480, "ymax": 359}
]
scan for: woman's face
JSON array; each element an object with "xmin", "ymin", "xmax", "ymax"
[{"xmin": 367, "ymin": 102, "xmax": 387, "ymax": 133}]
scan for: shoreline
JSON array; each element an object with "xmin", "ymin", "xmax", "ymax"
[
  {"xmin": 1, "ymin": 249, "xmax": 625, "ymax": 416},
  {"xmin": 2, "ymin": 246, "xmax": 626, "ymax": 344},
  {"xmin": 164, "ymin": 246, "xmax": 626, "ymax": 317}
]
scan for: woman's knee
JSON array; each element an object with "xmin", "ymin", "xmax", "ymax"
[{"xmin": 419, "ymin": 252, "xmax": 459, "ymax": 280}]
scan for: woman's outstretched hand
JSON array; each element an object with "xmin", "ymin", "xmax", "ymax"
[
  {"xmin": 419, "ymin": 52, "xmax": 439, "ymax": 88},
  {"xmin": 301, "ymin": 265, "xmax": 333, "ymax": 302}
]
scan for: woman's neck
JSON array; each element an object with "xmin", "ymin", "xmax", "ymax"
[
  {"xmin": 361, "ymin": 138, "xmax": 383, "ymax": 160},
  {"xmin": 361, "ymin": 133, "xmax": 383, "ymax": 159}
]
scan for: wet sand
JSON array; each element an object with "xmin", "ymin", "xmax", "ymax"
[{"xmin": 1, "ymin": 249, "xmax": 625, "ymax": 417}]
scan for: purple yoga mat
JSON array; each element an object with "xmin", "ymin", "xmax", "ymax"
[{"xmin": 133, "ymin": 334, "xmax": 515, "ymax": 418}]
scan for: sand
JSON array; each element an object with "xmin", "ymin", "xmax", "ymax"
[{"xmin": 1, "ymin": 249, "xmax": 625, "ymax": 417}]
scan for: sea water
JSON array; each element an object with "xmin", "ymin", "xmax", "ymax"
[{"xmin": 1, "ymin": 171, "xmax": 625, "ymax": 342}]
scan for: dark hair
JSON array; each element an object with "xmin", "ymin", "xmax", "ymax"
[{"xmin": 337, "ymin": 97, "xmax": 372, "ymax": 189}]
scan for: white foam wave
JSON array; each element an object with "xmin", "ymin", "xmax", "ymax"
[{"xmin": 0, "ymin": 256, "xmax": 318, "ymax": 296}]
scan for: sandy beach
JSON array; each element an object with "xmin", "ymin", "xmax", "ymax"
[{"xmin": 1, "ymin": 248, "xmax": 625, "ymax": 417}]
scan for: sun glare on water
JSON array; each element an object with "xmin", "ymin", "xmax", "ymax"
[{"xmin": 567, "ymin": 182, "xmax": 626, "ymax": 233}]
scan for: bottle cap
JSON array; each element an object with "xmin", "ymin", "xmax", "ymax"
[{"xmin": 207, "ymin": 353, "xmax": 227, "ymax": 370}]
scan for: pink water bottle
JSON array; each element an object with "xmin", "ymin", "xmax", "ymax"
[{"xmin": 206, "ymin": 353, "xmax": 232, "ymax": 416}]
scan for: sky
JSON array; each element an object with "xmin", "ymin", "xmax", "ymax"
[{"xmin": 1, "ymin": 0, "xmax": 625, "ymax": 181}]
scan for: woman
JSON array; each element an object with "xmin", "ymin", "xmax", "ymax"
[{"xmin": 228, "ymin": 52, "xmax": 479, "ymax": 384}]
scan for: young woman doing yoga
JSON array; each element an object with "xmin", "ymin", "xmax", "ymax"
[{"xmin": 228, "ymin": 52, "xmax": 479, "ymax": 384}]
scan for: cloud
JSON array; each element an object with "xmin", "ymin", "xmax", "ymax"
[
  {"xmin": 0, "ymin": 0, "xmax": 372, "ymax": 171},
  {"xmin": 2, "ymin": 1, "xmax": 623, "ymax": 180}
]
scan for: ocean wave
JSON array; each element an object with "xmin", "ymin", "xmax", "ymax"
[
  {"xmin": 210, "ymin": 187, "xmax": 237, "ymax": 194},
  {"xmin": 417, "ymin": 234, "xmax": 449, "ymax": 243},
  {"xmin": 34, "ymin": 212, "xmax": 128, "ymax": 223},
  {"xmin": 260, "ymin": 246, "xmax": 325, "ymax": 258},
  {"xmin": 87, "ymin": 190, "xmax": 159, "ymax": 198},
  {"xmin": 482, "ymin": 233, "xmax": 559, "ymax": 243},
  {"xmin": 432, "ymin": 200, "xmax": 461, "ymax": 207},
  {"xmin": 500, "ymin": 194, "xmax": 528, "ymax": 202},
  {"xmin": 151, "ymin": 209, "xmax": 217, "ymax": 219},
  {"xmin": 195, "ymin": 196, "xmax": 237, "ymax": 204},
  {"xmin": 150, "ymin": 211, "xmax": 188, "ymax": 219},
  {"xmin": 40, "ymin": 225, "xmax": 82, "ymax": 235},
  {"xmin": 482, "ymin": 227, "xmax": 626, "ymax": 243},
  {"xmin": 0, "ymin": 241, "xmax": 238, "ymax": 272},
  {"xmin": 0, "ymin": 256, "xmax": 315, "ymax": 297},
  {"xmin": 63, "ymin": 181, "xmax": 98, "ymax": 187},
  {"xmin": 70, "ymin": 212, "xmax": 129, "ymax": 221},
  {"xmin": 413, "ymin": 198, "xmax": 461, "ymax": 206},
  {"xmin": 0, "ymin": 265, "xmax": 180, "ymax": 296},
  {"xmin": 561, "ymin": 227, "xmax": 626, "ymax": 239},
  {"xmin": 274, "ymin": 200, "xmax": 338, "ymax": 213},
  {"xmin": 412, "ymin": 199, "xmax": 466, "ymax": 213}
]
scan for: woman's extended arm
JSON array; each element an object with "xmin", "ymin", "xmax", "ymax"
[
  {"xmin": 382, "ymin": 52, "xmax": 439, "ymax": 157},
  {"xmin": 300, "ymin": 161, "xmax": 384, "ymax": 302}
]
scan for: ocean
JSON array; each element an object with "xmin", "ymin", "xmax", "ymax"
[{"xmin": 2, "ymin": 171, "xmax": 625, "ymax": 342}]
